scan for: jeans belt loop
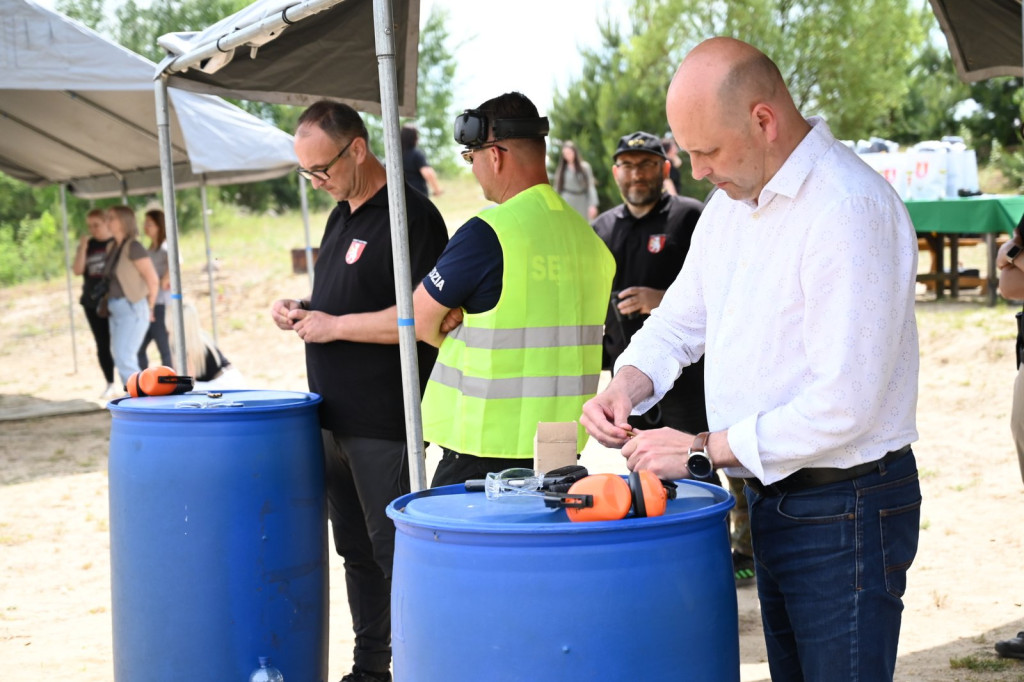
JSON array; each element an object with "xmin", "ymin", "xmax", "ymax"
[{"xmin": 745, "ymin": 445, "xmax": 911, "ymax": 497}]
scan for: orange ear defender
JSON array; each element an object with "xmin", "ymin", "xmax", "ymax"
[
  {"xmin": 563, "ymin": 471, "xmax": 677, "ymax": 523},
  {"xmin": 125, "ymin": 366, "xmax": 195, "ymax": 398}
]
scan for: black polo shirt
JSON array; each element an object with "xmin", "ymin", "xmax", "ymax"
[
  {"xmin": 307, "ymin": 183, "xmax": 448, "ymax": 438},
  {"xmin": 592, "ymin": 193, "xmax": 703, "ymax": 362}
]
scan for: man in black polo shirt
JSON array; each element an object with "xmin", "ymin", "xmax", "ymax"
[
  {"xmin": 592, "ymin": 131, "xmax": 706, "ymax": 434},
  {"xmin": 270, "ymin": 101, "xmax": 448, "ymax": 682}
]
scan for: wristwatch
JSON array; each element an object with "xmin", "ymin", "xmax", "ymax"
[{"xmin": 687, "ymin": 431, "xmax": 715, "ymax": 480}]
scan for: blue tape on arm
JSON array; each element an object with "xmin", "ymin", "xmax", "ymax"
[
  {"xmin": 397, "ymin": 318, "xmax": 415, "ymax": 327},
  {"xmin": 170, "ymin": 293, "xmax": 182, "ymax": 300}
]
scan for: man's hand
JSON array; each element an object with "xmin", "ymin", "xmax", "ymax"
[
  {"xmin": 270, "ymin": 299, "xmax": 302, "ymax": 330},
  {"xmin": 621, "ymin": 427, "xmax": 696, "ymax": 479},
  {"xmin": 997, "ymin": 238, "xmax": 1022, "ymax": 271},
  {"xmin": 615, "ymin": 286, "xmax": 665, "ymax": 317},
  {"xmin": 440, "ymin": 307, "xmax": 464, "ymax": 334},
  {"xmin": 290, "ymin": 309, "xmax": 339, "ymax": 344},
  {"xmin": 580, "ymin": 386, "xmax": 635, "ymax": 448}
]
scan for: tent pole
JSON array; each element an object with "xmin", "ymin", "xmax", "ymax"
[
  {"xmin": 155, "ymin": 77, "xmax": 187, "ymax": 374},
  {"xmin": 299, "ymin": 175, "xmax": 315, "ymax": 291},
  {"xmin": 200, "ymin": 177, "xmax": 219, "ymax": 347},
  {"xmin": 374, "ymin": 0, "xmax": 426, "ymax": 491},
  {"xmin": 59, "ymin": 184, "xmax": 78, "ymax": 374}
]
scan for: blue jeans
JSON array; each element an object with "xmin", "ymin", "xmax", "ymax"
[
  {"xmin": 746, "ymin": 450, "xmax": 921, "ymax": 681},
  {"xmin": 108, "ymin": 296, "xmax": 150, "ymax": 386}
]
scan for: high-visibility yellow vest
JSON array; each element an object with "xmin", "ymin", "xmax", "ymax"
[{"xmin": 422, "ymin": 184, "xmax": 615, "ymax": 458}]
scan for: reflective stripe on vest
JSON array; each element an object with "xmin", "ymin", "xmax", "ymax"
[
  {"xmin": 429, "ymin": 363, "xmax": 601, "ymax": 400},
  {"xmin": 446, "ymin": 323, "xmax": 604, "ymax": 350}
]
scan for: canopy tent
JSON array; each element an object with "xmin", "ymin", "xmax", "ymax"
[
  {"xmin": 928, "ymin": 0, "xmax": 1023, "ymax": 82},
  {"xmin": 156, "ymin": 0, "xmax": 417, "ymax": 115},
  {"xmin": 0, "ymin": 0, "xmax": 305, "ymax": 371},
  {"xmin": 0, "ymin": 0, "xmax": 298, "ymax": 196},
  {"xmin": 155, "ymin": 0, "xmax": 428, "ymax": 488}
]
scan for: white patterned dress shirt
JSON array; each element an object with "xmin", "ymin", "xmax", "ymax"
[{"xmin": 616, "ymin": 117, "xmax": 919, "ymax": 484}]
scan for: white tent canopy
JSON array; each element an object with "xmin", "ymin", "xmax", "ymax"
[
  {"xmin": 0, "ymin": 0, "xmax": 305, "ymax": 373},
  {"xmin": 0, "ymin": 0, "xmax": 298, "ymax": 197}
]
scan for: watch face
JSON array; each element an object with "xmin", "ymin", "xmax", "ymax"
[{"xmin": 687, "ymin": 453, "xmax": 713, "ymax": 480}]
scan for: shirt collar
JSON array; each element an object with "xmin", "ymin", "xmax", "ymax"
[{"xmin": 758, "ymin": 116, "xmax": 834, "ymax": 206}]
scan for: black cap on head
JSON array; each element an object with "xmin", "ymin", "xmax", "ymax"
[{"xmin": 613, "ymin": 131, "xmax": 668, "ymax": 160}]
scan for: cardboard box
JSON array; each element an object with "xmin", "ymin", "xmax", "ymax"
[{"xmin": 533, "ymin": 421, "xmax": 579, "ymax": 473}]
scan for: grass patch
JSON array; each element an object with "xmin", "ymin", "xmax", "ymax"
[{"xmin": 950, "ymin": 654, "xmax": 1015, "ymax": 671}]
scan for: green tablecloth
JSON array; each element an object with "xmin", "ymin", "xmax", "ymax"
[{"xmin": 904, "ymin": 195, "xmax": 1024, "ymax": 235}]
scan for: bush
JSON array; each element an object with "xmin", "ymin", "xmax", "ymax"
[{"xmin": 0, "ymin": 212, "xmax": 63, "ymax": 286}]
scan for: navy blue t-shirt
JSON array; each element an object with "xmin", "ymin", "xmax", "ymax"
[{"xmin": 422, "ymin": 217, "xmax": 503, "ymax": 313}]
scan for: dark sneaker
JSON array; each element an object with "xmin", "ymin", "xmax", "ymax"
[
  {"xmin": 733, "ymin": 551, "xmax": 756, "ymax": 587},
  {"xmin": 340, "ymin": 667, "xmax": 392, "ymax": 682},
  {"xmin": 995, "ymin": 631, "xmax": 1024, "ymax": 659}
]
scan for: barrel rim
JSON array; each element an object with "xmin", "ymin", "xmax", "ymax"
[
  {"xmin": 386, "ymin": 478, "xmax": 735, "ymax": 534},
  {"xmin": 108, "ymin": 389, "xmax": 322, "ymax": 416}
]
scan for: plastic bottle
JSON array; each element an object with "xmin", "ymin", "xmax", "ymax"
[{"xmin": 249, "ymin": 656, "xmax": 284, "ymax": 682}]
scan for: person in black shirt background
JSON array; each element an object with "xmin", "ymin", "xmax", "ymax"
[
  {"xmin": 400, "ymin": 124, "xmax": 443, "ymax": 197},
  {"xmin": 270, "ymin": 101, "xmax": 448, "ymax": 682}
]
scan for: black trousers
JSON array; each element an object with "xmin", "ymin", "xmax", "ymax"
[
  {"xmin": 431, "ymin": 448, "xmax": 533, "ymax": 488},
  {"xmin": 321, "ymin": 430, "xmax": 409, "ymax": 674},
  {"xmin": 138, "ymin": 303, "xmax": 172, "ymax": 369},
  {"xmin": 82, "ymin": 302, "xmax": 114, "ymax": 384}
]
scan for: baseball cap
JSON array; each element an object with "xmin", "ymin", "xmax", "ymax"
[{"xmin": 613, "ymin": 131, "xmax": 667, "ymax": 160}]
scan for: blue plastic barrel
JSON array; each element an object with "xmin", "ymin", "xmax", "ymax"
[
  {"xmin": 386, "ymin": 479, "xmax": 739, "ymax": 682},
  {"xmin": 108, "ymin": 390, "xmax": 327, "ymax": 682}
]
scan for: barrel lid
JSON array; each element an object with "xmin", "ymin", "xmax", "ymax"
[
  {"xmin": 388, "ymin": 479, "xmax": 733, "ymax": 533},
  {"xmin": 108, "ymin": 389, "xmax": 321, "ymax": 414}
]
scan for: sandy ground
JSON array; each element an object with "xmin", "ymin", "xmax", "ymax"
[{"xmin": 2, "ymin": 255, "xmax": 1024, "ymax": 681}]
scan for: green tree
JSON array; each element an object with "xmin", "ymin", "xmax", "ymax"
[
  {"xmin": 55, "ymin": 0, "xmax": 108, "ymax": 33},
  {"xmin": 406, "ymin": 5, "xmax": 460, "ymax": 176},
  {"xmin": 885, "ymin": 44, "xmax": 970, "ymax": 146},
  {"xmin": 550, "ymin": 0, "xmax": 932, "ymax": 210}
]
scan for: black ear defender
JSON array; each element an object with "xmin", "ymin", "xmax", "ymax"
[{"xmin": 453, "ymin": 109, "xmax": 550, "ymax": 147}]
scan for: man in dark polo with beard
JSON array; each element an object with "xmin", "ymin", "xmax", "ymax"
[{"xmin": 592, "ymin": 131, "xmax": 707, "ymax": 436}]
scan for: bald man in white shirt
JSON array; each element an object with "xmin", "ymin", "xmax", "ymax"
[{"xmin": 581, "ymin": 37, "xmax": 921, "ymax": 682}]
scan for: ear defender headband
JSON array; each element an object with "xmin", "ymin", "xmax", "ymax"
[
  {"xmin": 453, "ymin": 108, "xmax": 550, "ymax": 147},
  {"xmin": 562, "ymin": 471, "xmax": 677, "ymax": 523},
  {"xmin": 125, "ymin": 365, "xmax": 195, "ymax": 398}
]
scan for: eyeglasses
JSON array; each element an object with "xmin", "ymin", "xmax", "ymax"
[
  {"xmin": 297, "ymin": 137, "xmax": 355, "ymax": 181},
  {"xmin": 461, "ymin": 141, "xmax": 509, "ymax": 165},
  {"xmin": 615, "ymin": 159, "xmax": 661, "ymax": 174}
]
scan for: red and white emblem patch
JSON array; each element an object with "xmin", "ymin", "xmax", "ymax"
[
  {"xmin": 647, "ymin": 234, "xmax": 667, "ymax": 254},
  {"xmin": 345, "ymin": 239, "xmax": 367, "ymax": 264}
]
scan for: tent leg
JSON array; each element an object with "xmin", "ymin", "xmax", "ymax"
[
  {"xmin": 60, "ymin": 185, "xmax": 78, "ymax": 374},
  {"xmin": 374, "ymin": 0, "xmax": 427, "ymax": 491},
  {"xmin": 300, "ymin": 175, "xmax": 315, "ymax": 292},
  {"xmin": 155, "ymin": 76, "xmax": 187, "ymax": 374},
  {"xmin": 200, "ymin": 178, "xmax": 219, "ymax": 347}
]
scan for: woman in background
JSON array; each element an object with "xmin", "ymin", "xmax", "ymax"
[
  {"xmin": 104, "ymin": 205, "xmax": 159, "ymax": 389},
  {"xmin": 72, "ymin": 208, "xmax": 117, "ymax": 397},
  {"xmin": 167, "ymin": 301, "xmax": 245, "ymax": 390},
  {"xmin": 553, "ymin": 140, "xmax": 598, "ymax": 220},
  {"xmin": 401, "ymin": 124, "xmax": 443, "ymax": 197},
  {"xmin": 137, "ymin": 209, "xmax": 172, "ymax": 369}
]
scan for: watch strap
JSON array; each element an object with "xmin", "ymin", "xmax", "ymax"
[{"xmin": 690, "ymin": 431, "xmax": 710, "ymax": 454}]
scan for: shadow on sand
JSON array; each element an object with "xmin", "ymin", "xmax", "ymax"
[{"xmin": 0, "ymin": 394, "xmax": 110, "ymax": 486}]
